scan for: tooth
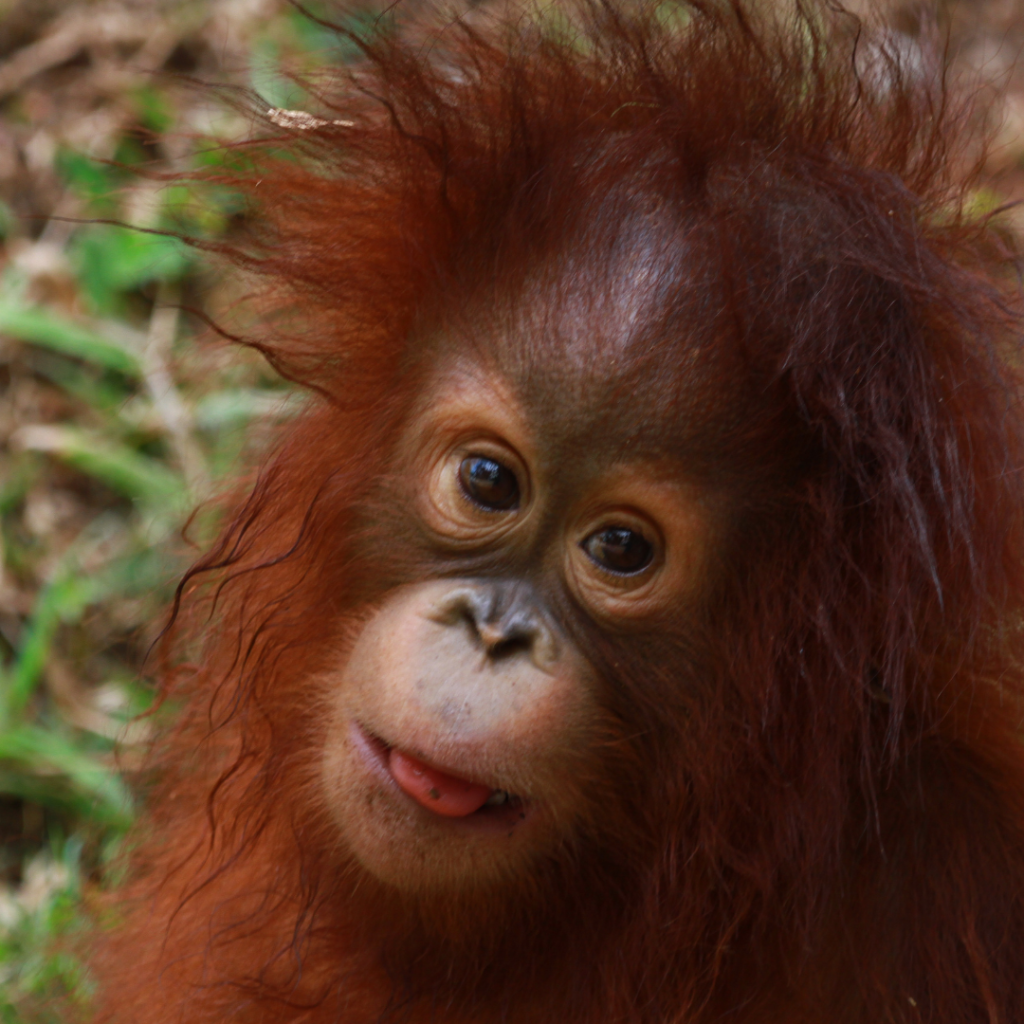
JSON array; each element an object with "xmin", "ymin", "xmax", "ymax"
[{"xmin": 485, "ymin": 790, "xmax": 509, "ymax": 806}]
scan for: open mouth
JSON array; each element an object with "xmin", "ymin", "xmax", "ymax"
[{"xmin": 351, "ymin": 721, "xmax": 528, "ymax": 828}]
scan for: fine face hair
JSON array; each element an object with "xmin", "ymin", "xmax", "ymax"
[{"xmin": 91, "ymin": 3, "xmax": 1024, "ymax": 1022}]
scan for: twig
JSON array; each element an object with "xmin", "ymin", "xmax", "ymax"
[
  {"xmin": 143, "ymin": 279, "xmax": 209, "ymax": 498},
  {"xmin": 0, "ymin": 7, "xmax": 165, "ymax": 100}
]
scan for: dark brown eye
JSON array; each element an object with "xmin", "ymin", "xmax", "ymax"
[
  {"xmin": 582, "ymin": 527, "xmax": 653, "ymax": 575},
  {"xmin": 458, "ymin": 455, "xmax": 520, "ymax": 510}
]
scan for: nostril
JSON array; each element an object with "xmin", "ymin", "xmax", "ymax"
[
  {"xmin": 475, "ymin": 620, "xmax": 532, "ymax": 658},
  {"xmin": 458, "ymin": 605, "xmax": 479, "ymax": 635},
  {"xmin": 430, "ymin": 588, "xmax": 490, "ymax": 629},
  {"xmin": 487, "ymin": 632, "xmax": 532, "ymax": 661}
]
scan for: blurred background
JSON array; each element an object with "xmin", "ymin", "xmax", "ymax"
[{"xmin": 0, "ymin": 0, "xmax": 1023, "ymax": 1018}]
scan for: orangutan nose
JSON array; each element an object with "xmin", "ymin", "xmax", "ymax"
[{"xmin": 427, "ymin": 581, "xmax": 561, "ymax": 670}]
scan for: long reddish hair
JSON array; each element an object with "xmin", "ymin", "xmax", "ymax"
[{"xmin": 93, "ymin": 3, "xmax": 1024, "ymax": 1022}]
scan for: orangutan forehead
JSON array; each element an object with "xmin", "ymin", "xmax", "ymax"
[
  {"xmin": 427, "ymin": 320, "xmax": 710, "ymax": 473},
  {"xmin": 459, "ymin": 217, "xmax": 711, "ymax": 460}
]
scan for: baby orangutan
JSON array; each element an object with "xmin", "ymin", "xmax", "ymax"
[{"xmin": 92, "ymin": 3, "xmax": 1024, "ymax": 1022}]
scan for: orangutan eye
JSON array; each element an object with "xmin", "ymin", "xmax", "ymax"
[
  {"xmin": 458, "ymin": 455, "xmax": 520, "ymax": 510},
  {"xmin": 582, "ymin": 527, "xmax": 653, "ymax": 575}
]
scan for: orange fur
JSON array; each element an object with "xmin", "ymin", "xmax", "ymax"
[{"xmin": 92, "ymin": 3, "xmax": 1024, "ymax": 1021}]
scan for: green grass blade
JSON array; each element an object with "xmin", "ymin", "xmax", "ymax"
[
  {"xmin": 0, "ymin": 726, "xmax": 132, "ymax": 828},
  {"xmin": 15, "ymin": 426, "xmax": 187, "ymax": 504},
  {"xmin": 5, "ymin": 576, "xmax": 99, "ymax": 720},
  {"xmin": 0, "ymin": 303, "xmax": 141, "ymax": 378},
  {"xmin": 194, "ymin": 388, "xmax": 303, "ymax": 429}
]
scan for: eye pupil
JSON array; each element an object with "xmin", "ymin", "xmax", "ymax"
[
  {"xmin": 459, "ymin": 456, "xmax": 519, "ymax": 510},
  {"xmin": 583, "ymin": 527, "xmax": 653, "ymax": 575}
]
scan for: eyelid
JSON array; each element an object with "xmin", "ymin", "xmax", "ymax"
[{"xmin": 576, "ymin": 508, "xmax": 660, "ymax": 549}]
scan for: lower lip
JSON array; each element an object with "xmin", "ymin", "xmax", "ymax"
[{"xmin": 349, "ymin": 721, "xmax": 532, "ymax": 833}]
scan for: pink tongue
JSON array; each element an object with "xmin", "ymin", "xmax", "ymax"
[{"xmin": 388, "ymin": 748, "xmax": 492, "ymax": 817}]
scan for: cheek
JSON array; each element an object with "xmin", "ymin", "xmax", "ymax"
[{"xmin": 318, "ymin": 582, "xmax": 602, "ymax": 892}]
